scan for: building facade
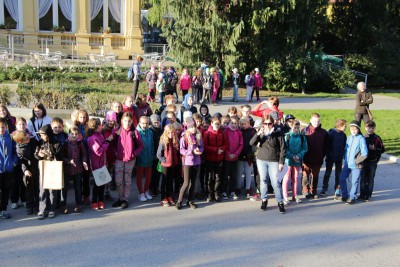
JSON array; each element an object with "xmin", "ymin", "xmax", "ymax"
[{"xmin": 0, "ymin": 0, "xmax": 143, "ymax": 59}]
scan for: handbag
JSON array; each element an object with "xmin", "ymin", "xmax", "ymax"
[
  {"xmin": 92, "ymin": 165, "xmax": 112, "ymax": 186},
  {"xmin": 157, "ymin": 161, "xmax": 162, "ymax": 173},
  {"xmin": 366, "ymin": 107, "xmax": 374, "ymax": 121},
  {"xmin": 39, "ymin": 160, "xmax": 64, "ymax": 190}
]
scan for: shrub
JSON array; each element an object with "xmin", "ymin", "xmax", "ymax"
[
  {"xmin": 329, "ymin": 67, "xmax": 356, "ymax": 92},
  {"xmin": 16, "ymin": 88, "xmax": 33, "ymax": 108},
  {"xmin": 0, "ymin": 85, "xmax": 14, "ymax": 105},
  {"xmin": 84, "ymin": 92, "xmax": 111, "ymax": 116}
]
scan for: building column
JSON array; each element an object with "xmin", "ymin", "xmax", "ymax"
[
  {"xmin": 124, "ymin": 0, "xmax": 143, "ymax": 55},
  {"xmin": 75, "ymin": 0, "xmax": 91, "ymax": 58},
  {"xmin": 21, "ymin": 0, "xmax": 36, "ymax": 32}
]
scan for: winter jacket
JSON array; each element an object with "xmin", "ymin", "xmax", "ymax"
[
  {"xmin": 112, "ymin": 126, "xmax": 143, "ymax": 162},
  {"xmin": 284, "ymin": 132, "xmax": 308, "ymax": 167},
  {"xmin": 87, "ymin": 132, "xmax": 109, "ymax": 171},
  {"xmin": 27, "ymin": 115, "xmax": 52, "ymax": 141},
  {"xmin": 63, "ymin": 140, "xmax": 87, "ymax": 176},
  {"xmin": 179, "ymin": 74, "xmax": 192, "ymax": 90},
  {"xmin": 326, "ymin": 128, "xmax": 347, "ymax": 162},
  {"xmin": 180, "ymin": 133, "xmax": 204, "ymax": 166},
  {"xmin": 355, "ymin": 91, "xmax": 373, "ymax": 114},
  {"xmin": 251, "ymin": 105, "xmax": 283, "ymax": 120},
  {"xmin": 53, "ymin": 132, "xmax": 69, "ymax": 147},
  {"xmin": 146, "ymin": 71, "xmax": 157, "ymax": 90},
  {"xmin": 250, "ymin": 127, "xmax": 286, "ymax": 164},
  {"xmin": 0, "ymin": 131, "xmax": 18, "ymax": 173},
  {"xmin": 344, "ymin": 134, "xmax": 368, "ymax": 169},
  {"xmin": 135, "ymin": 103, "xmax": 153, "ymax": 120},
  {"xmin": 34, "ymin": 125, "xmax": 64, "ymax": 162},
  {"xmin": 16, "ymin": 140, "xmax": 38, "ymax": 176},
  {"xmin": 232, "ymin": 73, "xmax": 240, "ymax": 86},
  {"xmin": 224, "ymin": 127, "xmax": 243, "ymax": 161},
  {"xmin": 203, "ymin": 126, "xmax": 228, "ymax": 162},
  {"xmin": 103, "ymin": 126, "xmax": 117, "ymax": 166},
  {"xmin": 302, "ymin": 124, "xmax": 328, "ymax": 165},
  {"xmin": 157, "ymin": 138, "xmax": 180, "ymax": 167},
  {"xmin": 364, "ymin": 133, "xmax": 384, "ymax": 162},
  {"xmin": 212, "ymin": 72, "xmax": 220, "ymax": 91},
  {"xmin": 122, "ymin": 104, "xmax": 138, "ymax": 127},
  {"xmin": 245, "ymin": 75, "xmax": 255, "ymax": 87},
  {"xmin": 151, "ymin": 126, "xmax": 163, "ymax": 158},
  {"xmin": 239, "ymin": 127, "xmax": 256, "ymax": 161},
  {"xmin": 135, "ymin": 125, "xmax": 154, "ymax": 167},
  {"xmin": 254, "ymin": 73, "xmax": 263, "ymax": 87}
]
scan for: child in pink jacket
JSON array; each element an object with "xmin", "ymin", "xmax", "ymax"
[
  {"xmin": 222, "ymin": 117, "xmax": 243, "ymax": 200},
  {"xmin": 179, "ymin": 68, "xmax": 191, "ymax": 100}
]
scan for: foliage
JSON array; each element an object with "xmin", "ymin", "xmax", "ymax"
[
  {"xmin": 329, "ymin": 67, "xmax": 356, "ymax": 92},
  {"xmin": 0, "ymin": 85, "xmax": 14, "ymax": 105},
  {"xmin": 16, "ymin": 88, "xmax": 32, "ymax": 108},
  {"xmin": 84, "ymin": 92, "xmax": 112, "ymax": 116}
]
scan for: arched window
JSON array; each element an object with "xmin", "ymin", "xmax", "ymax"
[{"xmin": 90, "ymin": 0, "xmax": 123, "ymax": 34}]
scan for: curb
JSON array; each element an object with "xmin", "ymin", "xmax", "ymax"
[{"xmin": 381, "ymin": 153, "xmax": 400, "ymax": 165}]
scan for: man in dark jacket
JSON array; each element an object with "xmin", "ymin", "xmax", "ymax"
[
  {"xmin": 301, "ymin": 113, "xmax": 328, "ymax": 199},
  {"xmin": 354, "ymin": 82, "xmax": 373, "ymax": 123}
]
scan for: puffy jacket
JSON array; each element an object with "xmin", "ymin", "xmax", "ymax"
[
  {"xmin": 180, "ymin": 133, "xmax": 204, "ymax": 166},
  {"xmin": 179, "ymin": 74, "xmax": 192, "ymax": 90},
  {"xmin": 63, "ymin": 140, "xmax": 87, "ymax": 176},
  {"xmin": 135, "ymin": 126, "xmax": 154, "ymax": 167},
  {"xmin": 364, "ymin": 133, "xmax": 385, "ymax": 162},
  {"xmin": 344, "ymin": 134, "xmax": 368, "ymax": 169},
  {"xmin": 87, "ymin": 132, "xmax": 109, "ymax": 171},
  {"xmin": 245, "ymin": 75, "xmax": 255, "ymax": 87},
  {"xmin": 224, "ymin": 127, "xmax": 243, "ymax": 161},
  {"xmin": 239, "ymin": 127, "xmax": 256, "ymax": 161},
  {"xmin": 203, "ymin": 126, "xmax": 228, "ymax": 162},
  {"xmin": 326, "ymin": 128, "xmax": 347, "ymax": 161},
  {"xmin": 0, "ymin": 131, "xmax": 18, "ymax": 173},
  {"xmin": 302, "ymin": 124, "xmax": 328, "ymax": 165},
  {"xmin": 250, "ymin": 127, "xmax": 286, "ymax": 164},
  {"xmin": 284, "ymin": 132, "xmax": 308, "ymax": 166}
]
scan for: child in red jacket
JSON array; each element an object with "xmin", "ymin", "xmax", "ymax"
[{"xmin": 203, "ymin": 117, "xmax": 228, "ymax": 202}]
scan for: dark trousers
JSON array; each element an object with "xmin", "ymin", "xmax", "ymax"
[
  {"xmin": 148, "ymin": 89, "xmax": 156, "ymax": 102},
  {"xmin": 0, "ymin": 172, "xmax": 12, "ymax": 211},
  {"xmin": 159, "ymin": 92, "xmax": 165, "ymax": 105},
  {"xmin": 161, "ymin": 165, "xmax": 177, "ymax": 200},
  {"xmin": 150, "ymin": 160, "xmax": 161, "ymax": 192},
  {"xmin": 92, "ymin": 184, "xmax": 105, "ymax": 203},
  {"xmin": 205, "ymin": 161, "xmax": 223, "ymax": 199},
  {"xmin": 354, "ymin": 112, "xmax": 370, "ymax": 124},
  {"xmin": 82, "ymin": 169, "xmax": 90, "ymax": 197},
  {"xmin": 217, "ymin": 86, "xmax": 223, "ymax": 101},
  {"xmin": 62, "ymin": 173, "xmax": 83, "ymax": 206},
  {"xmin": 251, "ymin": 86, "xmax": 260, "ymax": 100},
  {"xmin": 222, "ymin": 160, "xmax": 238, "ymax": 194},
  {"xmin": 174, "ymin": 163, "xmax": 183, "ymax": 193},
  {"xmin": 322, "ymin": 159, "xmax": 342, "ymax": 192},
  {"xmin": 25, "ymin": 173, "xmax": 40, "ymax": 210},
  {"xmin": 197, "ymin": 163, "xmax": 206, "ymax": 193},
  {"xmin": 39, "ymin": 188, "xmax": 58, "ymax": 213},
  {"xmin": 302, "ymin": 162, "xmax": 322, "ymax": 195},
  {"xmin": 181, "ymin": 90, "xmax": 188, "ymax": 100},
  {"xmin": 178, "ymin": 165, "xmax": 198, "ymax": 203},
  {"xmin": 253, "ymin": 161, "xmax": 260, "ymax": 193},
  {"xmin": 360, "ymin": 161, "xmax": 378, "ymax": 198},
  {"xmin": 132, "ymin": 80, "xmax": 140, "ymax": 100},
  {"xmin": 10, "ymin": 167, "xmax": 26, "ymax": 204},
  {"xmin": 192, "ymin": 86, "xmax": 202, "ymax": 104}
]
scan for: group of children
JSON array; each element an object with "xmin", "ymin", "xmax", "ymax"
[{"xmin": 0, "ymin": 95, "xmax": 385, "ymax": 219}]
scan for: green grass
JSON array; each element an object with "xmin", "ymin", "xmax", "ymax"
[{"xmin": 284, "ymin": 109, "xmax": 400, "ymax": 157}]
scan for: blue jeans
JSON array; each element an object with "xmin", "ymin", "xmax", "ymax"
[
  {"xmin": 159, "ymin": 92, "xmax": 165, "ymax": 104},
  {"xmin": 233, "ymin": 85, "xmax": 239, "ymax": 101},
  {"xmin": 360, "ymin": 161, "xmax": 378, "ymax": 198},
  {"xmin": 256, "ymin": 159, "xmax": 283, "ymax": 202},
  {"xmin": 339, "ymin": 163, "xmax": 361, "ymax": 200}
]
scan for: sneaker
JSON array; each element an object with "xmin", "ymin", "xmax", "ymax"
[
  {"xmin": 120, "ymin": 201, "xmax": 129, "ymax": 209},
  {"xmin": 357, "ymin": 195, "xmax": 365, "ymax": 201},
  {"xmin": 334, "ymin": 196, "xmax": 346, "ymax": 202},
  {"xmin": 250, "ymin": 194, "xmax": 261, "ymax": 201},
  {"xmin": 295, "ymin": 197, "xmax": 302, "ymax": 203},
  {"xmin": 187, "ymin": 201, "xmax": 197, "ymax": 209},
  {"xmin": 334, "ymin": 189, "xmax": 341, "ymax": 196},
  {"xmin": 145, "ymin": 191, "xmax": 153, "ymax": 200},
  {"xmin": 37, "ymin": 212, "xmax": 45, "ymax": 220},
  {"xmin": 206, "ymin": 196, "xmax": 213, "ymax": 203},
  {"xmin": 278, "ymin": 202, "xmax": 286, "ymax": 214},
  {"xmin": 222, "ymin": 192, "xmax": 229, "ymax": 200},
  {"xmin": 62, "ymin": 206, "xmax": 69, "ymax": 214},
  {"xmin": 175, "ymin": 202, "xmax": 182, "ymax": 210},
  {"xmin": 313, "ymin": 194, "xmax": 319, "ymax": 199},
  {"xmin": 346, "ymin": 198, "xmax": 355, "ymax": 205},
  {"xmin": 283, "ymin": 198, "xmax": 290, "ymax": 205},
  {"xmin": 73, "ymin": 206, "xmax": 81, "ymax": 213},
  {"xmin": 92, "ymin": 203, "xmax": 99, "ymax": 210},
  {"xmin": 26, "ymin": 208, "xmax": 34, "ymax": 215},
  {"xmin": 232, "ymin": 193, "xmax": 239, "ymax": 200},
  {"xmin": 364, "ymin": 196, "xmax": 371, "ymax": 202},
  {"xmin": 161, "ymin": 198, "xmax": 170, "ymax": 207},
  {"xmin": 11, "ymin": 203, "xmax": 18, "ymax": 209},
  {"xmin": 167, "ymin": 196, "xmax": 175, "ymax": 206},
  {"xmin": 48, "ymin": 211, "xmax": 56, "ymax": 218},
  {"xmin": 98, "ymin": 202, "xmax": 105, "ymax": 209},
  {"xmin": 1, "ymin": 211, "xmax": 11, "ymax": 219},
  {"xmin": 112, "ymin": 199, "xmax": 122, "ymax": 207},
  {"xmin": 138, "ymin": 193, "xmax": 147, "ymax": 202},
  {"xmin": 260, "ymin": 200, "xmax": 268, "ymax": 211}
]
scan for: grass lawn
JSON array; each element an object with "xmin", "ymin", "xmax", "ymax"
[{"xmin": 284, "ymin": 109, "xmax": 400, "ymax": 157}]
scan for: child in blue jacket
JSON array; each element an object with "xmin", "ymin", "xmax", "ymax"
[{"xmin": 336, "ymin": 120, "xmax": 368, "ymax": 204}]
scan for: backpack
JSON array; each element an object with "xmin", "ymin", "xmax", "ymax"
[
  {"xmin": 167, "ymin": 74, "xmax": 178, "ymax": 88},
  {"xmin": 286, "ymin": 133, "xmax": 305, "ymax": 151},
  {"xmin": 202, "ymin": 75, "xmax": 213, "ymax": 90},
  {"xmin": 244, "ymin": 74, "xmax": 250, "ymax": 84}
]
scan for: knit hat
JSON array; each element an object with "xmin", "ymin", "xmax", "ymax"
[
  {"xmin": 150, "ymin": 114, "xmax": 161, "ymax": 123},
  {"xmin": 254, "ymin": 68, "xmax": 259, "ymax": 72},
  {"xmin": 106, "ymin": 111, "xmax": 117, "ymax": 122},
  {"xmin": 185, "ymin": 117, "xmax": 195, "ymax": 128},
  {"xmin": 349, "ymin": 120, "xmax": 361, "ymax": 130}
]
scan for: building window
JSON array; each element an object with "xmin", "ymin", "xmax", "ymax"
[
  {"xmin": 3, "ymin": 3, "xmax": 17, "ymax": 29},
  {"xmin": 38, "ymin": 0, "xmax": 73, "ymax": 32},
  {"xmin": 1, "ymin": 0, "xmax": 19, "ymax": 30},
  {"xmin": 39, "ymin": 3, "xmax": 53, "ymax": 31},
  {"xmin": 91, "ymin": 6, "xmax": 103, "ymax": 33},
  {"xmin": 90, "ymin": 0, "xmax": 123, "ymax": 34}
]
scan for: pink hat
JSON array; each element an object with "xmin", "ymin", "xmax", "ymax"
[
  {"xmin": 106, "ymin": 111, "xmax": 117, "ymax": 121},
  {"xmin": 151, "ymin": 65, "xmax": 155, "ymax": 70}
]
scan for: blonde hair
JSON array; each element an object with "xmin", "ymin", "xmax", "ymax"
[{"xmin": 161, "ymin": 124, "xmax": 179, "ymax": 150}]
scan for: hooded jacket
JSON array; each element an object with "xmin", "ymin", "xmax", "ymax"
[
  {"xmin": 284, "ymin": 132, "xmax": 308, "ymax": 167},
  {"xmin": 135, "ymin": 125, "xmax": 154, "ymax": 167},
  {"xmin": 87, "ymin": 132, "xmax": 109, "ymax": 171},
  {"xmin": 224, "ymin": 126, "xmax": 243, "ymax": 161},
  {"xmin": 203, "ymin": 126, "xmax": 228, "ymax": 162},
  {"xmin": 180, "ymin": 133, "xmax": 204, "ymax": 166},
  {"xmin": 199, "ymin": 104, "xmax": 212, "ymax": 125},
  {"xmin": 179, "ymin": 73, "xmax": 192, "ymax": 90},
  {"xmin": 326, "ymin": 128, "xmax": 347, "ymax": 162},
  {"xmin": 344, "ymin": 133, "xmax": 368, "ymax": 169},
  {"xmin": 0, "ymin": 131, "xmax": 18, "ymax": 173},
  {"xmin": 250, "ymin": 126, "xmax": 286, "ymax": 164},
  {"xmin": 34, "ymin": 125, "xmax": 64, "ymax": 162}
]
